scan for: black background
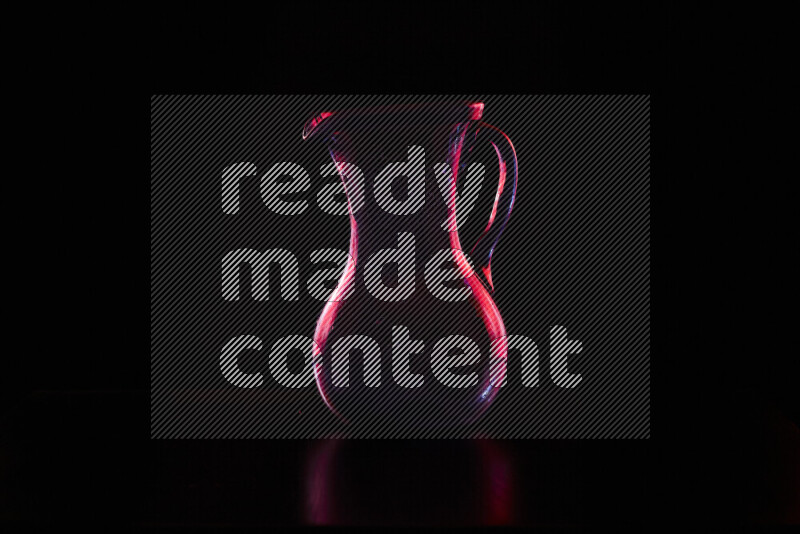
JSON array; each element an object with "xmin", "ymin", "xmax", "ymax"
[{"xmin": 2, "ymin": 3, "xmax": 797, "ymax": 528}]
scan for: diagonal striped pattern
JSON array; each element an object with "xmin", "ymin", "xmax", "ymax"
[{"xmin": 151, "ymin": 95, "xmax": 649, "ymax": 439}]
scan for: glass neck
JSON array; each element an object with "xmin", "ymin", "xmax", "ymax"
[{"xmin": 327, "ymin": 126, "xmax": 462, "ymax": 260}]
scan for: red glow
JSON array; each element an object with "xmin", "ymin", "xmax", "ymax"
[
  {"xmin": 311, "ymin": 153, "xmax": 360, "ymax": 423},
  {"xmin": 469, "ymin": 102, "xmax": 485, "ymax": 120},
  {"xmin": 447, "ymin": 127, "xmax": 508, "ymax": 401},
  {"xmin": 302, "ymin": 112, "xmax": 334, "ymax": 140}
]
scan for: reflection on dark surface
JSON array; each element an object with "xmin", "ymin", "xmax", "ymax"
[
  {"xmin": 304, "ymin": 440, "xmax": 516, "ymax": 525},
  {"xmin": 1, "ymin": 391, "xmax": 798, "ymax": 526}
]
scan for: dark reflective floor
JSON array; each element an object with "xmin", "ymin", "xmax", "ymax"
[{"xmin": 1, "ymin": 391, "xmax": 797, "ymax": 527}]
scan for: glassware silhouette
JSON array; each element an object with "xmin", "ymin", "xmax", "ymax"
[{"xmin": 303, "ymin": 102, "xmax": 517, "ymax": 429}]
